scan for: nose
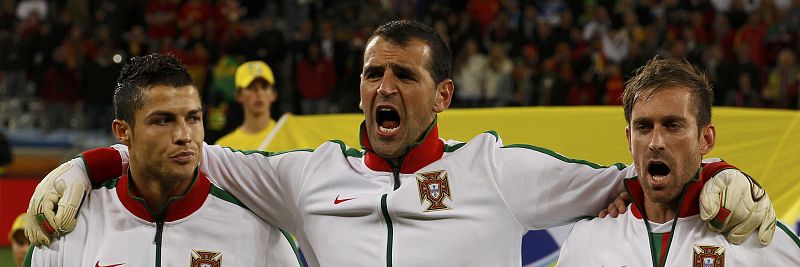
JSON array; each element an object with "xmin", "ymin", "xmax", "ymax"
[
  {"xmin": 174, "ymin": 120, "xmax": 192, "ymax": 145},
  {"xmin": 376, "ymin": 70, "xmax": 398, "ymax": 97},
  {"xmin": 648, "ymin": 127, "xmax": 665, "ymax": 151}
]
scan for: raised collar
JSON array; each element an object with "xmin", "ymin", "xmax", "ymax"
[
  {"xmin": 627, "ymin": 161, "xmax": 737, "ymax": 219},
  {"xmin": 360, "ymin": 118, "xmax": 444, "ymax": 174},
  {"xmin": 116, "ymin": 169, "xmax": 210, "ymax": 222}
]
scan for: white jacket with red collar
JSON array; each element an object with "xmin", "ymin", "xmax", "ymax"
[
  {"xmin": 556, "ymin": 162, "xmax": 800, "ymax": 267},
  {"xmin": 26, "ymin": 170, "xmax": 302, "ymax": 267},
  {"xmin": 76, "ymin": 121, "xmax": 637, "ymax": 266}
]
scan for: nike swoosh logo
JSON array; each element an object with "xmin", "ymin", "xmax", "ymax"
[
  {"xmin": 95, "ymin": 261, "xmax": 125, "ymax": 267},
  {"xmin": 334, "ymin": 195, "xmax": 356, "ymax": 204}
]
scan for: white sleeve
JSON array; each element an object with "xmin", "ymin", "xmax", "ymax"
[
  {"xmin": 491, "ymin": 144, "xmax": 635, "ymax": 230},
  {"xmin": 106, "ymin": 143, "xmax": 311, "ymax": 232},
  {"xmin": 27, "ymin": 243, "xmax": 63, "ymax": 267},
  {"xmin": 554, "ymin": 222, "xmax": 589, "ymax": 267},
  {"xmin": 768, "ymin": 221, "xmax": 800, "ymax": 265},
  {"xmin": 199, "ymin": 144, "xmax": 311, "ymax": 232}
]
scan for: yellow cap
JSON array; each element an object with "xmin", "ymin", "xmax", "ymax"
[
  {"xmin": 8, "ymin": 213, "xmax": 26, "ymax": 241},
  {"xmin": 235, "ymin": 61, "xmax": 275, "ymax": 89}
]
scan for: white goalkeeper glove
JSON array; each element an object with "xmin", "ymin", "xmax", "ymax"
[
  {"xmin": 24, "ymin": 158, "xmax": 90, "ymax": 246},
  {"xmin": 700, "ymin": 169, "xmax": 776, "ymax": 245}
]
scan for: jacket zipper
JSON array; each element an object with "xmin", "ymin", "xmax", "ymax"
[
  {"xmin": 382, "ymin": 156, "xmax": 404, "ymax": 266},
  {"xmin": 154, "ymin": 216, "xmax": 165, "ymax": 267},
  {"xmin": 391, "ymin": 166, "xmax": 401, "ymax": 190},
  {"xmin": 380, "ymin": 194, "xmax": 393, "ymax": 267}
]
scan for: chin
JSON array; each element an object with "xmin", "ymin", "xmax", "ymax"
[{"xmin": 373, "ymin": 145, "xmax": 403, "ymax": 159}]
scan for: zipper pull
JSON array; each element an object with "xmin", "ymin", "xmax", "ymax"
[{"xmin": 153, "ymin": 219, "xmax": 164, "ymax": 245}]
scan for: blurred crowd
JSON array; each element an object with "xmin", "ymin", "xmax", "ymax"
[{"xmin": 1, "ymin": 0, "xmax": 799, "ymax": 140}]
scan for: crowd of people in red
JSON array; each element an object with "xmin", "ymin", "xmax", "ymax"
[{"xmin": 1, "ymin": 0, "xmax": 798, "ymax": 137}]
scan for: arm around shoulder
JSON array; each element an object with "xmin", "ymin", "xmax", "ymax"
[
  {"xmin": 490, "ymin": 142, "xmax": 634, "ymax": 230},
  {"xmin": 199, "ymin": 144, "xmax": 312, "ymax": 231}
]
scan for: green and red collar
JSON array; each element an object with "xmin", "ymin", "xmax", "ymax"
[
  {"xmin": 116, "ymin": 169, "xmax": 210, "ymax": 223},
  {"xmin": 359, "ymin": 118, "xmax": 444, "ymax": 174},
  {"xmin": 626, "ymin": 161, "xmax": 737, "ymax": 219}
]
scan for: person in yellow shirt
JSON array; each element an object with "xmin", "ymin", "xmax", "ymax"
[
  {"xmin": 8, "ymin": 214, "xmax": 30, "ymax": 267},
  {"xmin": 215, "ymin": 61, "xmax": 279, "ymax": 150}
]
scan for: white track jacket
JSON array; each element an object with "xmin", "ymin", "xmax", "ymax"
[
  {"xmin": 557, "ymin": 162, "xmax": 800, "ymax": 267},
  {"xmin": 25, "ymin": 170, "xmax": 302, "ymax": 267},
  {"xmin": 77, "ymin": 122, "xmax": 640, "ymax": 266}
]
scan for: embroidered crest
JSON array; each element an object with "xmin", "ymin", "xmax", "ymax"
[
  {"xmin": 693, "ymin": 244, "xmax": 725, "ymax": 267},
  {"xmin": 416, "ymin": 170, "xmax": 452, "ymax": 212},
  {"xmin": 191, "ymin": 249, "xmax": 222, "ymax": 267}
]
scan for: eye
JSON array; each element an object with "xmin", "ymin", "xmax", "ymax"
[
  {"xmin": 188, "ymin": 115, "xmax": 202, "ymax": 123},
  {"xmin": 364, "ymin": 71, "xmax": 382, "ymax": 80},
  {"xmin": 154, "ymin": 117, "xmax": 173, "ymax": 125},
  {"xmin": 394, "ymin": 69, "xmax": 416, "ymax": 82}
]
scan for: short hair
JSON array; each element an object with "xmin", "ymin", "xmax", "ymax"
[
  {"xmin": 114, "ymin": 53, "xmax": 194, "ymax": 127},
  {"xmin": 369, "ymin": 20, "xmax": 452, "ymax": 85},
  {"xmin": 622, "ymin": 56, "xmax": 714, "ymax": 129}
]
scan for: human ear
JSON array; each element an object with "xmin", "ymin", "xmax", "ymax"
[
  {"xmin": 112, "ymin": 119, "xmax": 132, "ymax": 146},
  {"xmin": 433, "ymin": 79, "xmax": 454, "ymax": 113},
  {"xmin": 699, "ymin": 124, "xmax": 716, "ymax": 155}
]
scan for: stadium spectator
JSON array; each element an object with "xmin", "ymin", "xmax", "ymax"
[
  {"xmin": 3, "ymin": 0, "xmax": 800, "ymax": 139},
  {"xmin": 484, "ymin": 42, "xmax": 513, "ymax": 106},
  {"xmin": 764, "ymin": 48, "xmax": 798, "ymax": 108},
  {"xmin": 0, "ymin": 130, "xmax": 11, "ymax": 175},
  {"xmin": 7, "ymin": 214, "xmax": 29, "ymax": 267},
  {"xmin": 296, "ymin": 40, "xmax": 336, "ymax": 114},
  {"xmin": 453, "ymin": 38, "xmax": 487, "ymax": 107}
]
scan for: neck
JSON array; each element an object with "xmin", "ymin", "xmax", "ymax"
[
  {"xmin": 241, "ymin": 111, "xmax": 273, "ymax": 134},
  {"xmin": 128, "ymin": 166, "xmax": 194, "ymax": 216},
  {"xmin": 643, "ymin": 198, "xmax": 680, "ymax": 224}
]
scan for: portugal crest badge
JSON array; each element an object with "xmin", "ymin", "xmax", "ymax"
[
  {"xmin": 416, "ymin": 170, "xmax": 452, "ymax": 212},
  {"xmin": 693, "ymin": 244, "xmax": 725, "ymax": 267},
  {"xmin": 191, "ymin": 249, "xmax": 221, "ymax": 267}
]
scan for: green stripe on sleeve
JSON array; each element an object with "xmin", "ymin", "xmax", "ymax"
[
  {"xmin": 501, "ymin": 144, "xmax": 626, "ymax": 170},
  {"xmin": 777, "ymin": 221, "xmax": 800, "ymax": 248},
  {"xmin": 209, "ymin": 184, "xmax": 248, "ymax": 209},
  {"xmin": 279, "ymin": 229, "xmax": 306, "ymax": 267},
  {"xmin": 22, "ymin": 245, "xmax": 34, "ymax": 267}
]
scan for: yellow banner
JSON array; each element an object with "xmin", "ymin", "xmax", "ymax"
[{"xmin": 267, "ymin": 106, "xmax": 800, "ymax": 224}]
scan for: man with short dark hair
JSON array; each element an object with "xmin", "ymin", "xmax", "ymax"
[
  {"xmin": 556, "ymin": 57, "xmax": 799, "ymax": 266},
  {"xmin": 25, "ymin": 53, "xmax": 299, "ymax": 266},
  {"xmin": 27, "ymin": 22, "xmax": 775, "ymax": 266}
]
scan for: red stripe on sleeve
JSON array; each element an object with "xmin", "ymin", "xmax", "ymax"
[{"xmin": 82, "ymin": 147, "xmax": 123, "ymax": 184}]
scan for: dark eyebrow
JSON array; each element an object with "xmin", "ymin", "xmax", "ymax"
[
  {"xmin": 147, "ymin": 111, "xmax": 176, "ymax": 118},
  {"xmin": 631, "ymin": 117, "xmax": 652, "ymax": 125},
  {"xmin": 363, "ymin": 65, "xmax": 385, "ymax": 75},
  {"xmin": 661, "ymin": 115, "xmax": 688, "ymax": 124},
  {"xmin": 187, "ymin": 109, "xmax": 203, "ymax": 116},
  {"xmin": 147, "ymin": 108, "xmax": 203, "ymax": 118},
  {"xmin": 389, "ymin": 63, "xmax": 418, "ymax": 80}
]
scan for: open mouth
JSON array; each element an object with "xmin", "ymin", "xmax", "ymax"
[
  {"xmin": 647, "ymin": 161, "xmax": 671, "ymax": 186},
  {"xmin": 648, "ymin": 162, "xmax": 671, "ymax": 176},
  {"xmin": 376, "ymin": 106, "xmax": 401, "ymax": 135}
]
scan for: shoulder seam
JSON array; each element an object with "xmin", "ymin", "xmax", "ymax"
[
  {"xmin": 777, "ymin": 221, "xmax": 800, "ymax": 248},
  {"xmin": 221, "ymin": 146, "xmax": 314, "ymax": 157},
  {"xmin": 500, "ymin": 143, "xmax": 625, "ymax": 170},
  {"xmin": 209, "ymin": 184, "xmax": 249, "ymax": 210},
  {"xmin": 328, "ymin": 140, "xmax": 364, "ymax": 158},
  {"xmin": 93, "ymin": 177, "xmax": 119, "ymax": 190}
]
